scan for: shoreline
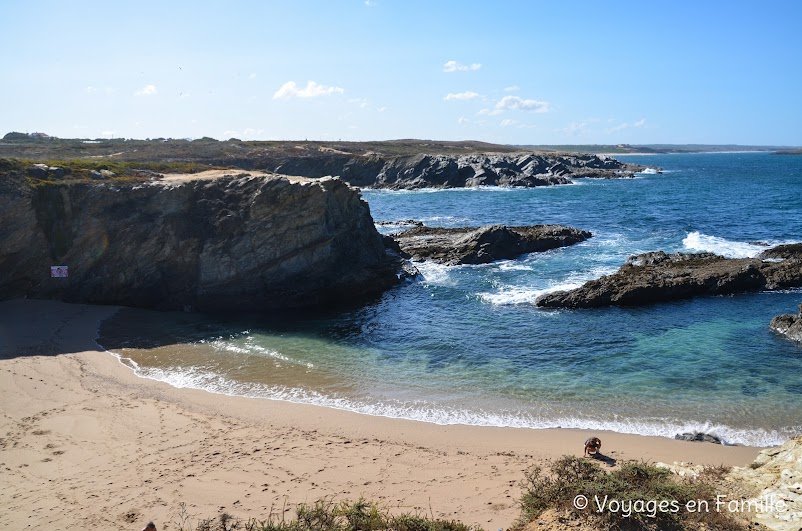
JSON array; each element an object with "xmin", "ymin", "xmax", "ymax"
[{"xmin": 0, "ymin": 299, "xmax": 765, "ymax": 530}]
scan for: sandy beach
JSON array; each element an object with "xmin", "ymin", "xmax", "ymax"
[{"xmin": 0, "ymin": 299, "xmax": 763, "ymax": 531}]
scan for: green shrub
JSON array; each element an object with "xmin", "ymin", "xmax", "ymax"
[
  {"xmin": 513, "ymin": 456, "xmax": 748, "ymax": 531},
  {"xmin": 170, "ymin": 498, "xmax": 479, "ymax": 531}
]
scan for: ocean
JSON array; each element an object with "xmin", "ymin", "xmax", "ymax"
[{"xmin": 98, "ymin": 152, "xmax": 802, "ymax": 447}]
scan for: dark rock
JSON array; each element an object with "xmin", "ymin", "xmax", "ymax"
[
  {"xmin": 0, "ymin": 173, "xmax": 404, "ymax": 311},
  {"xmin": 393, "ymin": 224, "xmax": 591, "ymax": 265},
  {"xmin": 48, "ymin": 167, "xmax": 65, "ymax": 179},
  {"xmin": 674, "ymin": 432, "xmax": 722, "ymax": 444},
  {"xmin": 770, "ymin": 303, "xmax": 802, "ymax": 343},
  {"xmin": 536, "ymin": 246, "xmax": 802, "ymax": 308},
  {"xmin": 88, "ymin": 170, "xmax": 106, "ymax": 180},
  {"xmin": 270, "ymin": 152, "xmax": 643, "ymax": 189},
  {"xmin": 381, "ymin": 235, "xmax": 420, "ymax": 281},
  {"xmin": 375, "ymin": 219, "xmax": 424, "ymax": 228},
  {"xmin": 27, "ymin": 164, "xmax": 48, "ymax": 179},
  {"xmin": 759, "ymin": 243, "xmax": 802, "ymax": 260}
]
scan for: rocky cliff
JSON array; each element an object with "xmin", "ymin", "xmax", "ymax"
[
  {"xmin": 535, "ymin": 247, "xmax": 802, "ymax": 308},
  {"xmin": 727, "ymin": 435, "xmax": 802, "ymax": 531},
  {"xmin": 0, "ymin": 170, "xmax": 403, "ymax": 311},
  {"xmin": 271, "ymin": 152, "xmax": 643, "ymax": 189},
  {"xmin": 659, "ymin": 435, "xmax": 802, "ymax": 531},
  {"xmin": 0, "ymin": 138, "xmax": 647, "ymax": 190}
]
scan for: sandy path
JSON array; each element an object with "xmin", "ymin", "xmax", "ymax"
[{"xmin": 0, "ymin": 299, "xmax": 762, "ymax": 531}]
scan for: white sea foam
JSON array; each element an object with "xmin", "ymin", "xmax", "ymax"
[
  {"xmin": 416, "ymin": 261, "xmax": 459, "ymax": 286},
  {"xmin": 478, "ymin": 287, "xmax": 544, "ymax": 305},
  {"xmin": 363, "ymin": 185, "xmax": 522, "ymax": 194},
  {"xmin": 103, "ymin": 352, "xmax": 796, "ymax": 447},
  {"xmin": 497, "ymin": 261, "xmax": 535, "ymax": 272},
  {"xmin": 479, "ymin": 266, "xmax": 617, "ymax": 306},
  {"xmin": 682, "ymin": 231, "xmax": 771, "ymax": 258}
]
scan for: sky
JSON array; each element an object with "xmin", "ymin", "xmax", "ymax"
[{"xmin": 1, "ymin": 1, "xmax": 801, "ymax": 145}]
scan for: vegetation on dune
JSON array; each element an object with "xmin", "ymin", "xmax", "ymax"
[
  {"xmin": 170, "ymin": 499, "xmax": 478, "ymax": 531},
  {"xmin": 512, "ymin": 456, "xmax": 748, "ymax": 531},
  {"xmin": 0, "ymin": 157, "xmax": 218, "ymax": 188}
]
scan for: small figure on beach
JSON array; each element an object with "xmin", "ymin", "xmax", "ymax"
[
  {"xmin": 584, "ymin": 437, "xmax": 602, "ymax": 457},
  {"xmin": 142, "ymin": 522, "xmax": 156, "ymax": 531}
]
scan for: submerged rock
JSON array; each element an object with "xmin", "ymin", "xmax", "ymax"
[
  {"xmin": 0, "ymin": 172, "xmax": 404, "ymax": 311},
  {"xmin": 674, "ymin": 432, "xmax": 723, "ymax": 444},
  {"xmin": 392, "ymin": 224, "xmax": 591, "ymax": 265},
  {"xmin": 770, "ymin": 303, "xmax": 802, "ymax": 343},
  {"xmin": 535, "ymin": 248, "xmax": 802, "ymax": 308}
]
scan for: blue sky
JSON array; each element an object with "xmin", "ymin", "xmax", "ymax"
[{"xmin": 2, "ymin": 1, "xmax": 800, "ymax": 145}]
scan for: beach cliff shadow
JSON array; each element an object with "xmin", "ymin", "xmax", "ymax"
[
  {"xmin": 591, "ymin": 452, "xmax": 617, "ymax": 467},
  {"xmin": 95, "ymin": 302, "xmax": 373, "ymax": 352}
]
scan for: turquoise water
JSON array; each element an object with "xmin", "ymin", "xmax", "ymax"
[{"xmin": 102, "ymin": 153, "xmax": 802, "ymax": 446}]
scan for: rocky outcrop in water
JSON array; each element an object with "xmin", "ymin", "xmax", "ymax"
[
  {"xmin": 392, "ymin": 224, "xmax": 592, "ymax": 265},
  {"xmin": 771, "ymin": 303, "xmax": 802, "ymax": 343},
  {"xmin": 535, "ymin": 248, "xmax": 802, "ymax": 308},
  {"xmin": 0, "ymin": 172, "xmax": 404, "ymax": 311},
  {"xmin": 273, "ymin": 152, "xmax": 643, "ymax": 189}
]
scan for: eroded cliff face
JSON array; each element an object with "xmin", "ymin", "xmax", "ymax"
[{"xmin": 0, "ymin": 173, "xmax": 401, "ymax": 311}]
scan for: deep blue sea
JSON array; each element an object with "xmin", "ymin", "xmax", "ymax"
[{"xmin": 101, "ymin": 153, "xmax": 802, "ymax": 446}]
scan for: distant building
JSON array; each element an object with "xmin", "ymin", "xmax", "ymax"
[{"xmin": 30, "ymin": 132, "xmax": 52, "ymax": 139}]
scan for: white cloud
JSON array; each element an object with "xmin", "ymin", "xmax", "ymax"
[
  {"xmin": 365, "ymin": 0, "xmax": 377, "ymax": 6},
  {"xmin": 560, "ymin": 121, "xmax": 590, "ymax": 136},
  {"xmin": 478, "ymin": 95, "xmax": 549, "ymax": 116},
  {"xmin": 606, "ymin": 118, "xmax": 646, "ymax": 134},
  {"xmin": 222, "ymin": 128, "xmax": 265, "ymax": 140},
  {"xmin": 444, "ymin": 91, "xmax": 480, "ymax": 101},
  {"xmin": 457, "ymin": 117, "xmax": 470, "ymax": 125},
  {"xmin": 249, "ymin": 73, "xmax": 257, "ymax": 79},
  {"xmin": 135, "ymin": 84, "xmax": 158, "ymax": 96},
  {"xmin": 443, "ymin": 60, "xmax": 481, "ymax": 73},
  {"xmin": 273, "ymin": 80, "xmax": 345, "ymax": 99},
  {"xmin": 348, "ymin": 97, "xmax": 369, "ymax": 108},
  {"xmin": 504, "ymin": 85, "xmax": 520, "ymax": 92},
  {"xmin": 377, "ymin": 106, "xmax": 387, "ymax": 112},
  {"xmin": 85, "ymin": 86, "xmax": 97, "ymax": 94},
  {"xmin": 500, "ymin": 119, "xmax": 517, "ymax": 127},
  {"xmin": 495, "ymin": 95, "xmax": 549, "ymax": 113}
]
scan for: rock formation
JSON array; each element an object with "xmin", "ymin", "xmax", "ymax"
[
  {"xmin": 0, "ymin": 171, "xmax": 405, "ymax": 311},
  {"xmin": 771, "ymin": 303, "xmax": 802, "ymax": 343},
  {"xmin": 727, "ymin": 435, "xmax": 802, "ymax": 531},
  {"xmin": 273, "ymin": 152, "xmax": 643, "ymax": 189},
  {"xmin": 392, "ymin": 224, "xmax": 592, "ymax": 265},
  {"xmin": 535, "ymin": 248, "xmax": 802, "ymax": 308}
]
